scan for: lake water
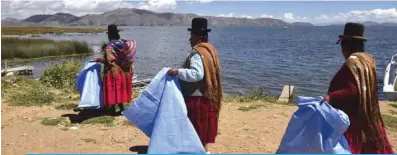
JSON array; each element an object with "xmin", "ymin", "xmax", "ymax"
[{"xmin": 3, "ymin": 26, "xmax": 397, "ymax": 99}]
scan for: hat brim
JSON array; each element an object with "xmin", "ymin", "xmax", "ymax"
[
  {"xmin": 336, "ymin": 35, "xmax": 367, "ymax": 44},
  {"xmin": 187, "ymin": 28, "xmax": 211, "ymax": 33},
  {"xmin": 106, "ymin": 30, "xmax": 121, "ymax": 34}
]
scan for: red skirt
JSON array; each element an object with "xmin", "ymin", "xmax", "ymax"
[
  {"xmin": 344, "ymin": 116, "xmax": 395, "ymax": 154},
  {"xmin": 185, "ymin": 96, "xmax": 218, "ymax": 145},
  {"xmin": 103, "ymin": 68, "xmax": 133, "ymax": 107}
]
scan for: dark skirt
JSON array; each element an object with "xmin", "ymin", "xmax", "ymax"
[
  {"xmin": 344, "ymin": 116, "xmax": 395, "ymax": 154},
  {"xmin": 185, "ymin": 96, "xmax": 218, "ymax": 145},
  {"xmin": 103, "ymin": 68, "xmax": 133, "ymax": 107}
]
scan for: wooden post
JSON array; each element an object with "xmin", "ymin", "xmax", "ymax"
[
  {"xmin": 4, "ymin": 60, "xmax": 7, "ymax": 71},
  {"xmin": 288, "ymin": 85, "xmax": 290, "ymax": 102},
  {"xmin": 278, "ymin": 85, "xmax": 294, "ymax": 103}
]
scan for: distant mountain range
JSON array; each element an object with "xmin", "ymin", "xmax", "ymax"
[
  {"xmin": 327, "ymin": 21, "xmax": 397, "ymax": 26},
  {"xmin": 2, "ymin": 8, "xmax": 314, "ymax": 27},
  {"xmin": 3, "ymin": 8, "xmax": 395, "ymax": 27}
]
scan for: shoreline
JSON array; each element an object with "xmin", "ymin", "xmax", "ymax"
[{"xmin": 2, "ymin": 53, "xmax": 93, "ymax": 64}]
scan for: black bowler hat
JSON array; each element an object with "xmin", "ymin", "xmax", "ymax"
[
  {"xmin": 188, "ymin": 18, "xmax": 211, "ymax": 35},
  {"xmin": 336, "ymin": 22, "xmax": 367, "ymax": 44},
  {"xmin": 107, "ymin": 24, "xmax": 120, "ymax": 34}
]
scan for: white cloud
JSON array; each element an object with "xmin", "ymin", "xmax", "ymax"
[
  {"xmin": 240, "ymin": 15, "xmax": 253, "ymax": 19},
  {"xmin": 1, "ymin": 0, "xmax": 178, "ymax": 19},
  {"xmin": 283, "ymin": 12, "xmax": 295, "ymax": 20},
  {"xmin": 190, "ymin": 0, "xmax": 213, "ymax": 3},
  {"xmin": 261, "ymin": 14, "xmax": 274, "ymax": 18},
  {"xmin": 312, "ymin": 8, "xmax": 397, "ymax": 25},
  {"xmin": 217, "ymin": 12, "xmax": 253, "ymax": 19},
  {"xmin": 138, "ymin": 0, "xmax": 177, "ymax": 12},
  {"xmin": 260, "ymin": 8, "xmax": 397, "ymax": 25}
]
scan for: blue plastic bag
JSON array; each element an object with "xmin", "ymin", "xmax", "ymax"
[
  {"xmin": 122, "ymin": 67, "xmax": 205, "ymax": 154},
  {"xmin": 76, "ymin": 61, "xmax": 103, "ymax": 109},
  {"xmin": 276, "ymin": 96, "xmax": 351, "ymax": 154}
]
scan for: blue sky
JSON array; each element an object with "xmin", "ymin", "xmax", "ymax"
[
  {"xmin": 176, "ymin": 1, "xmax": 396, "ymax": 18},
  {"xmin": 1, "ymin": 0, "xmax": 397, "ymax": 25}
]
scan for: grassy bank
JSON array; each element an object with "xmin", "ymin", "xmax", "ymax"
[
  {"xmin": 1, "ymin": 37, "xmax": 93, "ymax": 59},
  {"xmin": 1, "ymin": 27, "xmax": 106, "ymax": 35},
  {"xmin": 223, "ymin": 87, "xmax": 289, "ymax": 111},
  {"xmin": 1, "ymin": 61, "xmax": 83, "ymax": 106}
]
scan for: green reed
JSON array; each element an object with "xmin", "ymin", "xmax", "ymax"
[{"xmin": 1, "ymin": 37, "xmax": 93, "ymax": 60}]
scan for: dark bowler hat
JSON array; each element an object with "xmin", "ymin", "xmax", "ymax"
[
  {"xmin": 188, "ymin": 18, "xmax": 211, "ymax": 35},
  {"xmin": 107, "ymin": 24, "xmax": 120, "ymax": 34},
  {"xmin": 336, "ymin": 22, "xmax": 367, "ymax": 44}
]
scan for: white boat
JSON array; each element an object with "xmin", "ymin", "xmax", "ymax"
[
  {"xmin": 284, "ymin": 26, "xmax": 288, "ymax": 29},
  {"xmin": 383, "ymin": 53, "xmax": 397, "ymax": 101},
  {"xmin": 133, "ymin": 74, "xmax": 138, "ymax": 83}
]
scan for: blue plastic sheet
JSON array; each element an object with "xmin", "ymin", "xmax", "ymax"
[
  {"xmin": 276, "ymin": 96, "xmax": 351, "ymax": 154},
  {"xmin": 75, "ymin": 61, "xmax": 103, "ymax": 109},
  {"xmin": 122, "ymin": 67, "xmax": 205, "ymax": 154}
]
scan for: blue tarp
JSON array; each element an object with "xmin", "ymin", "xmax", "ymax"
[
  {"xmin": 276, "ymin": 96, "xmax": 351, "ymax": 154},
  {"xmin": 75, "ymin": 61, "xmax": 103, "ymax": 109},
  {"xmin": 122, "ymin": 67, "xmax": 205, "ymax": 154}
]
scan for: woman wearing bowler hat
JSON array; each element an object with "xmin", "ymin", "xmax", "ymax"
[
  {"xmin": 168, "ymin": 18, "xmax": 222, "ymax": 153},
  {"xmin": 323, "ymin": 23, "xmax": 394, "ymax": 153},
  {"xmin": 94, "ymin": 24, "xmax": 137, "ymax": 114}
]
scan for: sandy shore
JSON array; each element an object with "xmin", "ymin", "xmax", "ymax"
[{"xmin": 1, "ymin": 100, "xmax": 397, "ymax": 154}]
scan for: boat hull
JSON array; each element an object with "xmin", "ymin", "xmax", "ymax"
[
  {"xmin": 384, "ymin": 91, "xmax": 397, "ymax": 101},
  {"xmin": 383, "ymin": 54, "xmax": 397, "ymax": 101}
]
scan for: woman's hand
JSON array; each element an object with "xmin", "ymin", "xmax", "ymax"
[
  {"xmin": 94, "ymin": 58, "xmax": 103, "ymax": 63},
  {"xmin": 167, "ymin": 68, "xmax": 178, "ymax": 76},
  {"xmin": 323, "ymin": 95, "xmax": 330, "ymax": 103}
]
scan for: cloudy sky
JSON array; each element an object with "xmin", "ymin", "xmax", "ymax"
[{"xmin": 1, "ymin": 0, "xmax": 397, "ymax": 25}]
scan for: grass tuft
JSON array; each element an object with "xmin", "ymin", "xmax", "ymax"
[
  {"xmin": 238, "ymin": 103, "xmax": 268, "ymax": 112},
  {"xmin": 382, "ymin": 115, "xmax": 397, "ymax": 130},
  {"xmin": 123, "ymin": 120, "xmax": 135, "ymax": 127},
  {"xmin": 390, "ymin": 103, "xmax": 397, "ymax": 109},
  {"xmin": 81, "ymin": 116, "xmax": 115, "ymax": 126},
  {"xmin": 390, "ymin": 110, "xmax": 397, "ymax": 116},
  {"xmin": 55, "ymin": 103, "xmax": 78, "ymax": 110},
  {"xmin": 224, "ymin": 87, "xmax": 278, "ymax": 103},
  {"xmin": 81, "ymin": 138, "xmax": 97, "ymax": 144},
  {"xmin": 41, "ymin": 117, "xmax": 71, "ymax": 127}
]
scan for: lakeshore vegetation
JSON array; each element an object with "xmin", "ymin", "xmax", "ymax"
[
  {"xmin": 1, "ymin": 27, "xmax": 106, "ymax": 35},
  {"xmin": 1, "ymin": 37, "xmax": 93, "ymax": 60}
]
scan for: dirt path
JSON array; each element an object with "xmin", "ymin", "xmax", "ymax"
[{"xmin": 2, "ymin": 101, "xmax": 397, "ymax": 154}]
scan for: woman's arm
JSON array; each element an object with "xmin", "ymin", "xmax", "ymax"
[
  {"xmin": 328, "ymin": 69, "xmax": 359, "ymax": 110},
  {"xmin": 104, "ymin": 45, "xmax": 116, "ymax": 66},
  {"xmin": 177, "ymin": 53, "xmax": 204, "ymax": 82}
]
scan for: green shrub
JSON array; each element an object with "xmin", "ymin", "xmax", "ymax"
[{"xmin": 40, "ymin": 61, "xmax": 82, "ymax": 89}]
